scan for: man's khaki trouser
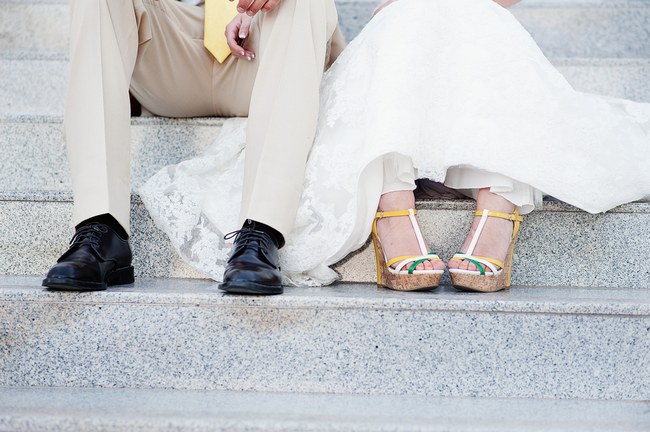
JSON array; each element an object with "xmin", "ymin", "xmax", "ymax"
[{"xmin": 66, "ymin": 0, "xmax": 343, "ymax": 237}]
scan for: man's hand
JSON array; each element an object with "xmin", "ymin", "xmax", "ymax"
[
  {"xmin": 233, "ymin": 0, "xmax": 282, "ymax": 16},
  {"xmin": 226, "ymin": 13, "xmax": 256, "ymax": 61}
]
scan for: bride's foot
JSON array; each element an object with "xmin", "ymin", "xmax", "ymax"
[
  {"xmin": 375, "ymin": 191, "xmax": 445, "ymax": 272},
  {"xmin": 447, "ymin": 188, "xmax": 515, "ymax": 273}
]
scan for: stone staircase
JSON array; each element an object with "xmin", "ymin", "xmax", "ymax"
[{"xmin": 1, "ymin": 0, "xmax": 649, "ymax": 430}]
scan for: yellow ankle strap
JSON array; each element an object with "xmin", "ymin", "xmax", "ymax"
[
  {"xmin": 474, "ymin": 209, "xmax": 523, "ymax": 222},
  {"xmin": 375, "ymin": 209, "xmax": 416, "ymax": 219}
]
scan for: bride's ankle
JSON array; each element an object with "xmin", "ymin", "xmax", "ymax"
[
  {"xmin": 374, "ymin": 192, "xmax": 444, "ymax": 272},
  {"xmin": 476, "ymin": 188, "xmax": 515, "ymax": 213},
  {"xmin": 378, "ymin": 190, "xmax": 415, "ymax": 212},
  {"xmin": 448, "ymin": 190, "xmax": 518, "ymax": 272}
]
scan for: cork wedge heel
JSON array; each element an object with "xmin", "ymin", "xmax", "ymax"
[
  {"xmin": 372, "ymin": 209, "xmax": 444, "ymax": 291},
  {"xmin": 449, "ymin": 209, "xmax": 523, "ymax": 293}
]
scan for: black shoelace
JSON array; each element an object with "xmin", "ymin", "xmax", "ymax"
[
  {"xmin": 224, "ymin": 228, "xmax": 273, "ymax": 249},
  {"xmin": 70, "ymin": 223, "xmax": 109, "ymax": 248}
]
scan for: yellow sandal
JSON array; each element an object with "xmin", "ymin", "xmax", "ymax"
[
  {"xmin": 449, "ymin": 209, "xmax": 523, "ymax": 293},
  {"xmin": 372, "ymin": 209, "xmax": 444, "ymax": 291}
]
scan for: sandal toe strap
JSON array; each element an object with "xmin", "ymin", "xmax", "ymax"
[
  {"xmin": 391, "ymin": 254, "xmax": 442, "ymax": 274},
  {"xmin": 451, "ymin": 253, "xmax": 502, "ymax": 276}
]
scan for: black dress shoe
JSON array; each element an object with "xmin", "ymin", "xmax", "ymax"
[
  {"xmin": 220, "ymin": 225, "xmax": 284, "ymax": 295},
  {"xmin": 42, "ymin": 223, "xmax": 134, "ymax": 291}
]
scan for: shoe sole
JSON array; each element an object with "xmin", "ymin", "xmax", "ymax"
[
  {"xmin": 377, "ymin": 272, "xmax": 443, "ymax": 292},
  {"xmin": 219, "ymin": 281, "xmax": 283, "ymax": 296},
  {"xmin": 42, "ymin": 266, "xmax": 135, "ymax": 292},
  {"xmin": 449, "ymin": 243, "xmax": 515, "ymax": 293}
]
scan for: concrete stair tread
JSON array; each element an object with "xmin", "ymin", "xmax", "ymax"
[
  {"xmin": 0, "ymin": 113, "xmax": 224, "ymax": 124},
  {"xmin": 2, "ymin": 277, "xmax": 649, "ymax": 398},
  {"xmin": 3, "ymin": 276, "xmax": 650, "ymax": 315},
  {"xmin": 2, "ymin": 387, "xmax": 649, "ymax": 432},
  {"xmin": 0, "ymin": 115, "xmax": 224, "ymax": 192}
]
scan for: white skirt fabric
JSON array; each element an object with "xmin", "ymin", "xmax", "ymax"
[{"xmin": 140, "ymin": 0, "xmax": 650, "ymax": 285}]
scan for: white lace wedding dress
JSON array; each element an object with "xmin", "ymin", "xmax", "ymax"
[{"xmin": 140, "ymin": 0, "xmax": 650, "ymax": 285}]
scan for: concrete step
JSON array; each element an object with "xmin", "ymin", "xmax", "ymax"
[
  {"xmin": 1, "ymin": 388, "xmax": 649, "ymax": 432},
  {"xmin": 0, "ymin": 116, "xmax": 221, "ymax": 192},
  {"xmin": 2, "ymin": 0, "xmax": 650, "ymax": 59},
  {"xmin": 1, "ymin": 277, "xmax": 649, "ymax": 399},
  {"xmin": 3, "ymin": 57, "xmax": 650, "ymax": 119},
  {"xmin": 1, "ymin": 193, "xmax": 649, "ymax": 288}
]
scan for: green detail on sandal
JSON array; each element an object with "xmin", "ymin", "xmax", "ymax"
[
  {"xmin": 464, "ymin": 258, "xmax": 486, "ymax": 276},
  {"xmin": 408, "ymin": 259, "xmax": 430, "ymax": 274}
]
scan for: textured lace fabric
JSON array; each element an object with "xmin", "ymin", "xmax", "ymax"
[{"xmin": 140, "ymin": 0, "xmax": 650, "ymax": 285}]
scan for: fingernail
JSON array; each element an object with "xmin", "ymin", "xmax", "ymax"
[
  {"xmin": 239, "ymin": 32, "xmax": 246, "ymax": 39},
  {"xmin": 251, "ymin": 54, "xmax": 255, "ymax": 59},
  {"xmin": 246, "ymin": 11, "xmax": 254, "ymax": 16},
  {"xmin": 237, "ymin": 7, "xmax": 245, "ymax": 13},
  {"xmin": 247, "ymin": 56, "xmax": 252, "ymax": 61},
  {"xmin": 240, "ymin": 50, "xmax": 245, "ymax": 56}
]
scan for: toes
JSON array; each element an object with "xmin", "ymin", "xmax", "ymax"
[
  {"xmin": 459, "ymin": 260, "xmax": 478, "ymax": 271},
  {"xmin": 425, "ymin": 260, "xmax": 445, "ymax": 271},
  {"xmin": 448, "ymin": 260, "xmax": 459, "ymax": 270},
  {"xmin": 411, "ymin": 261, "xmax": 442, "ymax": 271}
]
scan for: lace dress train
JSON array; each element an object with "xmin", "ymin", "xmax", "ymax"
[{"xmin": 140, "ymin": 0, "xmax": 650, "ymax": 285}]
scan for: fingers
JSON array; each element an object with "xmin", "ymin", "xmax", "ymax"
[
  {"xmin": 237, "ymin": 14, "xmax": 255, "ymax": 60},
  {"xmin": 260, "ymin": 0, "xmax": 280, "ymax": 12},
  {"xmin": 238, "ymin": 14, "xmax": 252, "ymax": 39},
  {"xmin": 235, "ymin": 0, "xmax": 251, "ymax": 13},
  {"xmin": 225, "ymin": 15, "xmax": 245, "ymax": 57},
  {"xmin": 240, "ymin": 0, "xmax": 266, "ymax": 15},
  {"xmin": 235, "ymin": 0, "xmax": 281, "ymax": 16},
  {"xmin": 225, "ymin": 15, "xmax": 256, "ymax": 61}
]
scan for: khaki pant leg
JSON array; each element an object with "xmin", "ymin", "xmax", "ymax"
[
  {"xmin": 66, "ymin": 0, "xmax": 213, "ymax": 234},
  {"xmin": 233, "ymin": 0, "xmax": 339, "ymax": 238},
  {"xmin": 66, "ymin": 0, "xmax": 140, "ymax": 233},
  {"xmin": 210, "ymin": 20, "xmax": 345, "ymax": 117}
]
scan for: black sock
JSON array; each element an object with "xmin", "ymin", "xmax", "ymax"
[
  {"xmin": 243, "ymin": 219, "xmax": 285, "ymax": 249},
  {"xmin": 77, "ymin": 214, "xmax": 129, "ymax": 240}
]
